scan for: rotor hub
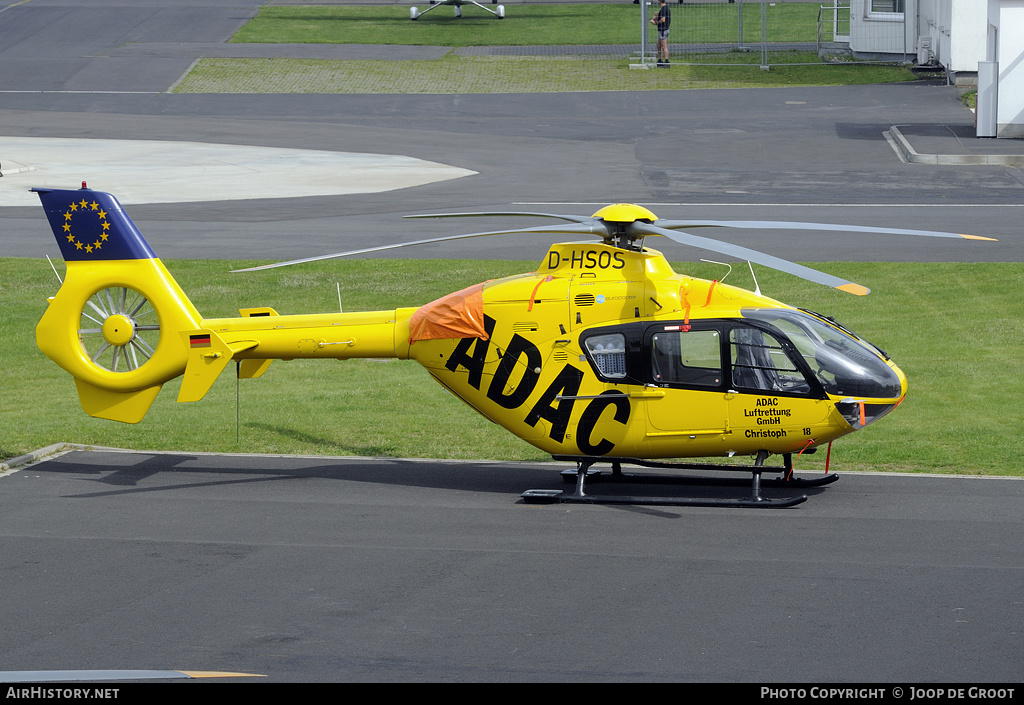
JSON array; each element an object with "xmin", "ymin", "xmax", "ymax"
[
  {"xmin": 102, "ymin": 314, "xmax": 135, "ymax": 347},
  {"xmin": 589, "ymin": 203, "xmax": 658, "ymax": 224},
  {"xmin": 589, "ymin": 204, "xmax": 658, "ymax": 250}
]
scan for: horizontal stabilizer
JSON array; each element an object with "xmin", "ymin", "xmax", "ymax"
[
  {"xmin": 239, "ymin": 359, "xmax": 274, "ymax": 379},
  {"xmin": 178, "ymin": 329, "xmax": 258, "ymax": 403},
  {"xmin": 238, "ymin": 309, "xmax": 277, "ymax": 377}
]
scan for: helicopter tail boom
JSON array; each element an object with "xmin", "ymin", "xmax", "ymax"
[
  {"xmin": 180, "ymin": 309, "xmax": 414, "ymax": 404},
  {"xmin": 33, "ymin": 186, "xmax": 413, "ymax": 423}
]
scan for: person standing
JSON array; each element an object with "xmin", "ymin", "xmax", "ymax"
[{"xmin": 650, "ymin": 0, "xmax": 671, "ymax": 67}]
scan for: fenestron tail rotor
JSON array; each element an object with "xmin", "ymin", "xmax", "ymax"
[
  {"xmin": 232, "ymin": 203, "xmax": 994, "ymax": 294},
  {"xmin": 77, "ymin": 286, "xmax": 161, "ymax": 373}
]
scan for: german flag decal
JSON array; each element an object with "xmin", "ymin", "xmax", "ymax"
[{"xmin": 190, "ymin": 334, "xmax": 212, "ymax": 348}]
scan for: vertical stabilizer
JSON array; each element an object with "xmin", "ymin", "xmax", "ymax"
[
  {"xmin": 33, "ymin": 186, "xmax": 201, "ymax": 423},
  {"xmin": 34, "ymin": 187, "xmax": 156, "ymax": 262}
]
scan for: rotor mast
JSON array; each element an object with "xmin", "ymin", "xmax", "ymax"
[{"xmin": 590, "ymin": 203, "xmax": 656, "ymax": 251}]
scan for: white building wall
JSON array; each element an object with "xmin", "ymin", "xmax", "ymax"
[
  {"xmin": 916, "ymin": 0, "xmax": 985, "ymax": 73},
  {"xmin": 989, "ymin": 0, "xmax": 1024, "ymax": 137},
  {"xmin": 851, "ymin": 0, "xmax": 985, "ymax": 79},
  {"xmin": 849, "ymin": 0, "xmax": 916, "ymax": 56},
  {"xmin": 917, "ymin": 0, "xmax": 950, "ymax": 66},
  {"xmin": 949, "ymin": 1, "xmax": 987, "ymax": 71}
]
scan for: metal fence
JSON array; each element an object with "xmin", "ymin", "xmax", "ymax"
[{"xmin": 635, "ymin": 1, "xmax": 909, "ymax": 69}]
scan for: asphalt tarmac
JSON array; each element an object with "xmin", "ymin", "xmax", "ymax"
[
  {"xmin": 2, "ymin": 0, "xmax": 1024, "ymax": 684},
  {"xmin": 3, "ymin": 448, "xmax": 1024, "ymax": 683}
]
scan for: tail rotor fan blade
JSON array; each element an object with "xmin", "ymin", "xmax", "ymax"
[{"xmin": 78, "ymin": 286, "xmax": 162, "ymax": 372}]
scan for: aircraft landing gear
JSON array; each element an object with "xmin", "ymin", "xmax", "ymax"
[
  {"xmin": 411, "ymin": 2, "xmax": 503, "ymax": 19},
  {"xmin": 522, "ymin": 451, "xmax": 837, "ymax": 508}
]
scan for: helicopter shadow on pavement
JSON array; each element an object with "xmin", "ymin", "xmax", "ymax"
[{"xmin": 35, "ymin": 450, "xmax": 829, "ymax": 507}]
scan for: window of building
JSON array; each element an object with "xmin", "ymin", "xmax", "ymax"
[{"xmin": 870, "ymin": 0, "xmax": 904, "ymax": 14}]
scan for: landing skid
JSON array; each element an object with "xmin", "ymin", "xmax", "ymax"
[{"xmin": 521, "ymin": 452, "xmax": 837, "ymax": 508}]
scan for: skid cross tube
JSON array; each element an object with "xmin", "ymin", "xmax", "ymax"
[{"xmin": 521, "ymin": 452, "xmax": 837, "ymax": 508}]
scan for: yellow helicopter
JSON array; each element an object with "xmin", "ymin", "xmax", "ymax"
[{"xmin": 32, "ymin": 186, "xmax": 993, "ymax": 507}]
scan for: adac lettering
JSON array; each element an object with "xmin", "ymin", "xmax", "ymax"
[
  {"xmin": 743, "ymin": 396, "xmax": 793, "ymax": 426},
  {"xmin": 576, "ymin": 391, "xmax": 630, "ymax": 455},
  {"xmin": 487, "ymin": 332, "xmax": 541, "ymax": 409},
  {"xmin": 444, "ymin": 315, "xmax": 496, "ymax": 389},
  {"xmin": 444, "ymin": 315, "xmax": 631, "ymax": 453},
  {"xmin": 524, "ymin": 364, "xmax": 583, "ymax": 443},
  {"xmin": 547, "ymin": 249, "xmax": 626, "ymax": 271}
]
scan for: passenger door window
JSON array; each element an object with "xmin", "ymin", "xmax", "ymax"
[{"xmin": 650, "ymin": 329, "xmax": 723, "ymax": 388}]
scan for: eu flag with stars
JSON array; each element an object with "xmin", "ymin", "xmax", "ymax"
[{"xmin": 34, "ymin": 187, "xmax": 155, "ymax": 262}]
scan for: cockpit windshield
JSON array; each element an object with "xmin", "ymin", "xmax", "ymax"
[{"xmin": 741, "ymin": 309, "xmax": 903, "ymax": 400}]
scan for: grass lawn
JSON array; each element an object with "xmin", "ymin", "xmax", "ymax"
[
  {"xmin": 231, "ymin": 3, "xmax": 824, "ymax": 47},
  {"xmin": 6, "ymin": 258, "xmax": 1023, "ymax": 476},
  {"xmin": 173, "ymin": 2, "xmax": 916, "ymax": 94},
  {"xmin": 171, "ymin": 2, "xmax": 917, "ymax": 94},
  {"xmin": 175, "ymin": 53, "xmax": 916, "ymax": 94}
]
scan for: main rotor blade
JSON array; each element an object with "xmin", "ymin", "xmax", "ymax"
[
  {"xmin": 405, "ymin": 211, "xmax": 596, "ymax": 225},
  {"xmin": 632, "ymin": 222, "xmax": 870, "ymax": 296},
  {"xmin": 231, "ymin": 223, "xmax": 601, "ymax": 273},
  {"xmin": 655, "ymin": 219, "xmax": 997, "ymax": 241}
]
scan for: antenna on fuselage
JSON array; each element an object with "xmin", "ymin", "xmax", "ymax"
[
  {"xmin": 45, "ymin": 254, "xmax": 63, "ymax": 284},
  {"xmin": 747, "ymin": 260, "xmax": 762, "ymax": 296},
  {"xmin": 701, "ymin": 259, "xmax": 733, "ymax": 284}
]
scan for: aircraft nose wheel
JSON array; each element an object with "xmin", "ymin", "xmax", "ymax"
[{"xmin": 77, "ymin": 286, "xmax": 160, "ymax": 372}]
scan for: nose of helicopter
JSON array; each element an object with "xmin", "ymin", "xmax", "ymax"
[{"xmin": 834, "ymin": 360, "xmax": 906, "ymax": 431}]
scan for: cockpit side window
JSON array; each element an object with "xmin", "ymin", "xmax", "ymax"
[
  {"xmin": 650, "ymin": 329, "xmax": 723, "ymax": 388},
  {"xmin": 729, "ymin": 326, "xmax": 811, "ymax": 395},
  {"xmin": 740, "ymin": 308, "xmax": 903, "ymax": 399}
]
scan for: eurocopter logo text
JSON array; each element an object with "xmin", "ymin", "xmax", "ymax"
[{"xmin": 61, "ymin": 197, "xmax": 111, "ymax": 255}]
